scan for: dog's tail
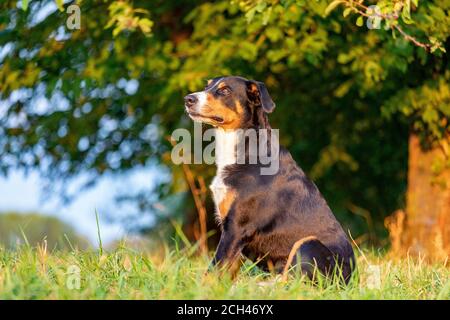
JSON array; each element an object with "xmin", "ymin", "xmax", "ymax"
[{"xmin": 281, "ymin": 236, "xmax": 319, "ymax": 281}]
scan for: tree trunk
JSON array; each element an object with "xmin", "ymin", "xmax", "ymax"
[{"xmin": 402, "ymin": 133, "xmax": 450, "ymax": 261}]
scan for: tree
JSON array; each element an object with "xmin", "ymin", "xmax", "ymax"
[
  {"xmin": 0, "ymin": 0, "xmax": 448, "ymax": 258},
  {"xmin": 0, "ymin": 212, "xmax": 90, "ymax": 249},
  {"xmin": 323, "ymin": 0, "xmax": 450, "ymax": 260}
]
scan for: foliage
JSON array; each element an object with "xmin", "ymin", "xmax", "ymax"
[
  {"xmin": 325, "ymin": 0, "xmax": 446, "ymax": 52},
  {"xmin": 382, "ymin": 71, "xmax": 450, "ymax": 144},
  {"xmin": 105, "ymin": 1, "xmax": 153, "ymax": 37},
  {"xmin": 0, "ymin": 243, "xmax": 448, "ymax": 299},
  {"xmin": 0, "ymin": 212, "xmax": 90, "ymax": 250},
  {"xmin": 0, "ymin": 0, "xmax": 449, "ymax": 239}
]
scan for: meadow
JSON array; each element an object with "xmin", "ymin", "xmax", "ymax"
[{"xmin": 0, "ymin": 240, "xmax": 448, "ymax": 300}]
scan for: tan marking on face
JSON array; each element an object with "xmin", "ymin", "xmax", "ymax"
[
  {"xmin": 218, "ymin": 82, "xmax": 227, "ymax": 89},
  {"xmin": 201, "ymin": 93, "xmax": 243, "ymax": 129},
  {"xmin": 207, "ymin": 79, "xmax": 213, "ymax": 86},
  {"xmin": 222, "ymin": 100, "xmax": 245, "ymax": 130},
  {"xmin": 218, "ymin": 189, "xmax": 236, "ymax": 220},
  {"xmin": 235, "ymin": 100, "xmax": 244, "ymax": 116}
]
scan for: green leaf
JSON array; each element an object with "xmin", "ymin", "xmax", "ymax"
[
  {"xmin": 392, "ymin": 28, "xmax": 396, "ymax": 39},
  {"xmin": 423, "ymin": 107, "xmax": 438, "ymax": 124},
  {"xmin": 343, "ymin": 8, "xmax": 352, "ymax": 18},
  {"xmin": 266, "ymin": 26, "xmax": 283, "ymax": 42},
  {"xmin": 325, "ymin": 1, "xmax": 344, "ymax": 16},
  {"xmin": 255, "ymin": 2, "xmax": 267, "ymax": 13},
  {"xmin": 245, "ymin": 8, "xmax": 256, "ymax": 23},
  {"xmin": 401, "ymin": 0, "xmax": 414, "ymax": 25},
  {"xmin": 262, "ymin": 7, "xmax": 272, "ymax": 25},
  {"xmin": 56, "ymin": 0, "xmax": 64, "ymax": 12},
  {"xmin": 138, "ymin": 18, "xmax": 153, "ymax": 34},
  {"xmin": 356, "ymin": 16, "xmax": 364, "ymax": 27},
  {"xmin": 21, "ymin": 0, "xmax": 28, "ymax": 11}
]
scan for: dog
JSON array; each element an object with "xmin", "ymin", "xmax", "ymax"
[{"xmin": 184, "ymin": 76, "xmax": 355, "ymax": 283}]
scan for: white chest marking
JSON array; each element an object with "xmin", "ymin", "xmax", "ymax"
[{"xmin": 210, "ymin": 129, "xmax": 237, "ymax": 219}]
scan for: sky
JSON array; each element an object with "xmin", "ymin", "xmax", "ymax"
[{"xmin": 0, "ymin": 167, "xmax": 159, "ymax": 245}]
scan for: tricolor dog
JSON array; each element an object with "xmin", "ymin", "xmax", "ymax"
[{"xmin": 184, "ymin": 76, "xmax": 355, "ymax": 283}]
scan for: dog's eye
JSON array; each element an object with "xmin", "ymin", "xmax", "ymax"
[{"xmin": 217, "ymin": 87, "xmax": 231, "ymax": 96}]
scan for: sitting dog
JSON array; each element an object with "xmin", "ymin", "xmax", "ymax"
[{"xmin": 184, "ymin": 76, "xmax": 355, "ymax": 283}]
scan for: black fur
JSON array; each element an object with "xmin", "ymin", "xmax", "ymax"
[{"xmin": 214, "ymin": 148, "xmax": 355, "ymax": 283}]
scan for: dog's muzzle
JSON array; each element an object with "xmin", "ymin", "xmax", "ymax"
[{"xmin": 184, "ymin": 94, "xmax": 198, "ymax": 109}]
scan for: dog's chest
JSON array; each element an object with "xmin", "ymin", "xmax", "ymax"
[
  {"xmin": 210, "ymin": 171, "xmax": 227, "ymax": 212},
  {"xmin": 210, "ymin": 170, "xmax": 237, "ymax": 221},
  {"xmin": 210, "ymin": 129, "xmax": 237, "ymax": 221}
]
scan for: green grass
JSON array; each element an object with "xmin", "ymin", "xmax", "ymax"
[{"xmin": 0, "ymin": 241, "xmax": 448, "ymax": 300}]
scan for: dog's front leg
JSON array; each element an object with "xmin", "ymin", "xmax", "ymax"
[{"xmin": 210, "ymin": 230, "xmax": 244, "ymax": 279}]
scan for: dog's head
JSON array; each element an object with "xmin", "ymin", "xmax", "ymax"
[{"xmin": 184, "ymin": 76, "xmax": 275, "ymax": 129}]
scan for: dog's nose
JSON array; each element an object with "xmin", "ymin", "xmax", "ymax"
[{"xmin": 184, "ymin": 94, "xmax": 198, "ymax": 108}]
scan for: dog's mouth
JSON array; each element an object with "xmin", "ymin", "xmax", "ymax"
[{"xmin": 186, "ymin": 109, "xmax": 224, "ymax": 124}]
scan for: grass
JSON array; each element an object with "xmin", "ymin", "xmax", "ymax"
[{"xmin": 0, "ymin": 240, "xmax": 448, "ymax": 300}]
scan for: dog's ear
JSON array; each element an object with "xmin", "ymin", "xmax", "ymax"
[{"xmin": 247, "ymin": 80, "xmax": 276, "ymax": 113}]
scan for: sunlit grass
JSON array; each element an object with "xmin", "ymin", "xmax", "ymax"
[{"xmin": 0, "ymin": 240, "xmax": 448, "ymax": 300}]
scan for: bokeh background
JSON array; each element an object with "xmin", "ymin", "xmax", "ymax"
[{"xmin": 0, "ymin": 0, "xmax": 448, "ymax": 260}]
